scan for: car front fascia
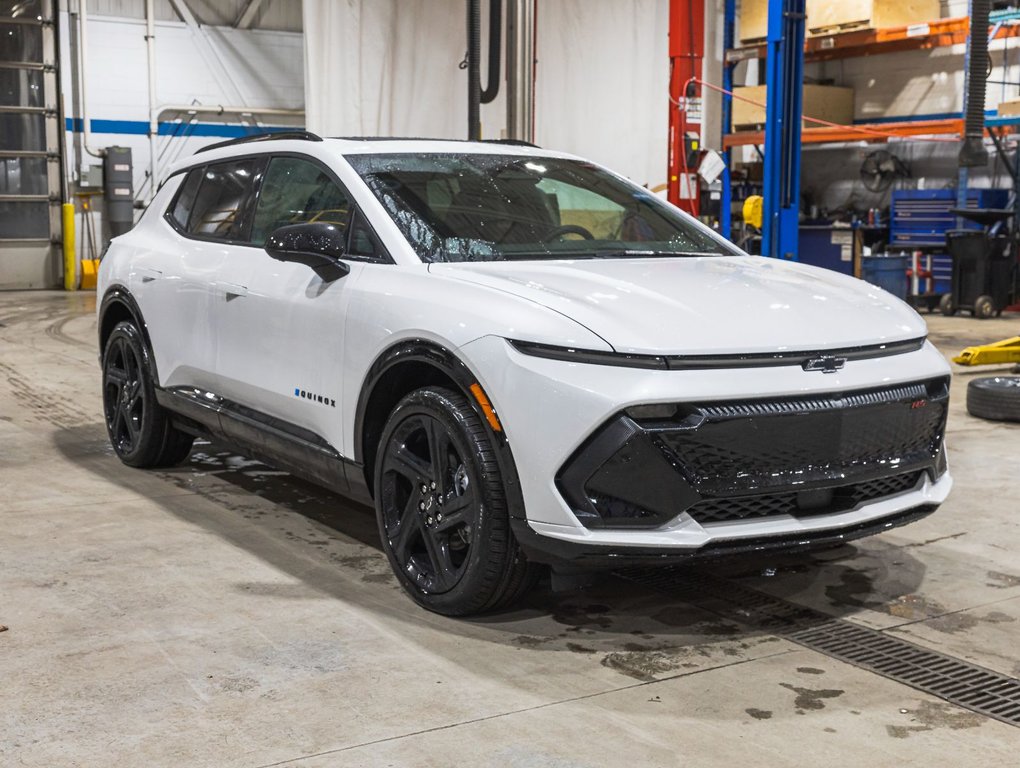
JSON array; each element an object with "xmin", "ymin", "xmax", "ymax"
[{"xmin": 456, "ymin": 334, "xmax": 953, "ymax": 558}]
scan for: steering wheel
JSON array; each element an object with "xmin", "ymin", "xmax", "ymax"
[{"xmin": 542, "ymin": 224, "xmax": 596, "ymax": 242}]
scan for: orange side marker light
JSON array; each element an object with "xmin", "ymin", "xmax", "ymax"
[{"xmin": 469, "ymin": 383, "xmax": 502, "ymax": 432}]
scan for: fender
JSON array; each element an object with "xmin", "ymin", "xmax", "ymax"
[{"xmin": 354, "ymin": 338, "xmax": 527, "ymax": 520}]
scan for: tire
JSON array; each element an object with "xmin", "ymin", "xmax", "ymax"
[
  {"xmin": 939, "ymin": 293, "xmax": 956, "ymax": 316},
  {"xmin": 966, "ymin": 376, "xmax": 1020, "ymax": 422},
  {"xmin": 973, "ymin": 294, "xmax": 995, "ymax": 319},
  {"xmin": 102, "ymin": 321, "xmax": 194, "ymax": 467},
  {"xmin": 373, "ymin": 386, "xmax": 535, "ymax": 615}
]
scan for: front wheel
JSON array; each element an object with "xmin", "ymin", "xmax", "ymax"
[
  {"xmin": 102, "ymin": 321, "xmax": 194, "ymax": 467},
  {"xmin": 374, "ymin": 386, "xmax": 535, "ymax": 615}
]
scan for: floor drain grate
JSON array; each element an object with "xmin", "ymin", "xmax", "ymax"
[{"xmin": 618, "ymin": 567, "xmax": 1020, "ymax": 727}]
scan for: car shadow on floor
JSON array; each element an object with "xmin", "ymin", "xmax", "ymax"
[{"xmin": 52, "ymin": 425, "xmax": 931, "ymax": 661}]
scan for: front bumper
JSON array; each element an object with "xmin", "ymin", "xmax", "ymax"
[{"xmin": 459, "ymin": 335, "xmax": 954, "ymax": 562}]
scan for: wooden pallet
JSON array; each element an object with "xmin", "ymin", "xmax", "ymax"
[{"xmin": 808, "ymin": 20, "xmax": 873, "ymax": 36}]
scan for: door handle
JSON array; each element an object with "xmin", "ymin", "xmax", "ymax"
[
  {"xmin": 215, "ymin": 281, "xmax": 248, "ymax": 299},
  {"xmin": 138, "ymin": 267, "xmax": 162, "ymax": 283}
]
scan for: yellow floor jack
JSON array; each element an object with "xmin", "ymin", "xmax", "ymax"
[{"xmin": 953, "ymin": 337, "xmax": 1020, "ymax": 368}]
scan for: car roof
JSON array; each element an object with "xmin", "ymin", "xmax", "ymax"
[{"xmin": 165, "ymin": 136, "xmax": 581, "ymax": 176}]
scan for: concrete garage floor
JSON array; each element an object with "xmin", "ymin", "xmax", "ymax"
[{"xmin": 2, "ymin": 290, "xmax": 1019, "ymax": 767}]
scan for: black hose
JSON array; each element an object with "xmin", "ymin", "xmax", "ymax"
[
  {"xmin": 480, "ymin": 0, "xmax": 502, "ymax": 104},
  {"xmin": 960, "ymin": 0, "xmax": 990, "ymax": 167},
  {"xmin": 467, "ymin": 0, "xmax": 481, "ymax": 140}
]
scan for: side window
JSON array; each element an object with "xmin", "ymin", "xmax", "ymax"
[
  {"xmin": 251, "ymin": 156, "xmax": 353, "ymax": 246},
  {"xmin": 186, "ymin": 158, "xmax": 262, "ymax": 241},
  {"xmin": 348, "ymin": 210, "xmax": 379, "ymax": 258},
  {"xmin": 168, "ymin": 168, "xmax": 202, "ymax": 230}
]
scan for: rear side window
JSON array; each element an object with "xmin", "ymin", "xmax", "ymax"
[
  {"xmin": 250, "ymin": 156, "xmax": 351, "ymax": 246},
  {"xmin": 181, "ymin": 158, "xmax": 262, "ymax": 241},
  {"xmin": 168, "ymin": 169, "xmax": 202, "ymax": 230}
]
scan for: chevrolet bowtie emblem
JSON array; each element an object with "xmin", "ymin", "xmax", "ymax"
[{"xmin": 803, "ymin": 356, "xmax": 846, "ymax": 373}]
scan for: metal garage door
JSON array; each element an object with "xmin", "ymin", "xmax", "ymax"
[{"xmin": 0, "ymin": 0, "xmax": 61, "ymax": 289}]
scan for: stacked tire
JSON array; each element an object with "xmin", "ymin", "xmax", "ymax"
[{"xmin": 966, "ymin": 377, "xmax": 1020, "ymax": 422}]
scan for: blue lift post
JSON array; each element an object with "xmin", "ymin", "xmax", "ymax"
[
  {"xmin": 719, "ymin": 0, "xmax": 736, "ymax": 240},
  {"xmin": 762, "ymin": 0, "xmax": 806, "ymax": 260}
]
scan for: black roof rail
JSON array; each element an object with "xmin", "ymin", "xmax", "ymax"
[
  {"xmin": 333, "ymin": 136, "xmax": 444, "ymax": 142},
  {"xmin": 482, "ymin": 138, "xmax": 541, "ymax": 148},
  {"xmin": 195, "ymin": 130, "xmax": 323, "ymax": 154},
  {"xmin": 332, "ymin": 136, "xmax": 542, "ymax": 149}
]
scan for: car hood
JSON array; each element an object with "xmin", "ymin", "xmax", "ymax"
[{"xmin": 429, "ymin": 256, "xmax": 926, "ymax": 355}]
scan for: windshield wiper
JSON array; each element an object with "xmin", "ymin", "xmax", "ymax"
[
  {"xmin": 589, "ymin": 249, "xmax": 731, "ymax": 258},
  {"xmin": 463, "ymin": 249, "xmax": 735, "ymax": 262}
]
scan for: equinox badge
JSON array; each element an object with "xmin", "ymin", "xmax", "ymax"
[{"xmin": 803, "ymin": 355, "xmax": 846, "ymax": 373}]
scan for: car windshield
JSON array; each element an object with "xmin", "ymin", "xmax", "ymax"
[{"xmin": 346, "ymin": 153, "xmax": 738, "ymax": 263}]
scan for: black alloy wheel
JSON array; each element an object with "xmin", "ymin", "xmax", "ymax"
[
  {"xmin": 103, "ymin": 331, "xmax": 146, "ymax": 455},
  {"xmin": 375, "ymin": 386, "xmax": 535, "ymax": 615},
  {"xmin": 102, "ymin": 321, "xmax": 194, "ymax": 467}
]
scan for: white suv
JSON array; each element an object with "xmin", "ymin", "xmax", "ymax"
[{"xmin": 98, "ymin": 133, "xmax": 952, "ymax": 615}]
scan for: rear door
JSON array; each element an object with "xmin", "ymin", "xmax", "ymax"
[{"xmin": 140, "ymin": 156, "xmax": 264, "ymax": 393}]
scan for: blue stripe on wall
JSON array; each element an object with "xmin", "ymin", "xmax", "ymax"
[{"xmin": 64, "ymin": 118, "xmax": 302, "ymax": 138}]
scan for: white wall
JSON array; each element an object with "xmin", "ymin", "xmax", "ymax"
[{"xmin": 61, "ymin": 10, "xmax": 305, "ymax": 203}]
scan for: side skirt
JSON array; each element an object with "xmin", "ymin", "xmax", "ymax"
[{"xmin": 155, "ymin": 387, "xmax": 373, "ymax": 506}]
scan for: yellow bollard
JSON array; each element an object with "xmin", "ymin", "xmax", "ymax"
[{"xmin": 62, "ymin": 202, "xmax": 76, "ymax": 291}]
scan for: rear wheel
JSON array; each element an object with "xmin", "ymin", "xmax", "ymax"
[
  {"xmin": 374, "ymin": 386, "xmax": 534, "ymax": 615},
  {"xmin": 102, "ymin": 321, "xmax": 194, "ymax": 467}
]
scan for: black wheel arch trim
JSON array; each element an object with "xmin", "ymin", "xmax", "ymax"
[
  {"xmin": 99, "ymin": 285, "xmax": 160, "ymax": 382},
  {"xmin": 354, "ymin": 338, "xmax": 526, "ymax": 519}
]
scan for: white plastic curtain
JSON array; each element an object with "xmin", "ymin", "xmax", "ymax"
[{"xmin": 303, "ymin": 0, "xmax": 670, "ymax": 188}]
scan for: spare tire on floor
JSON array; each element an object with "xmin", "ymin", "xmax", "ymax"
[{"xmin": 966, "ymin": 376, "xmax": 1020, "ymax": 422}]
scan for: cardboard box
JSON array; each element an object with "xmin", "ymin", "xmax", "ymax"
[
  {"xmin": 738, "ymin": 0, "xmax": 768, "ymax": 44},
  {"xmin": 806, "ymin": 0, "xmax": 940, "ymax": 35},
  {"xmin": 732, "ymin": 84, "xmax": 854, "ymax": 130},
  {"xmin": 739, "ymin": 0, "xmax": 940, "ymax": 43},
  {"xmin": 998, "ymin": 98, "xmax": 1020, "ymax": 118}
]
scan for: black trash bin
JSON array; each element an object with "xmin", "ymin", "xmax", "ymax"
[{"xmin": 942, "ymin": 228, "xmax": 1015, "ymax": 318}]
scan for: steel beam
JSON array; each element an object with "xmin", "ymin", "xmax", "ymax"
[
  {"xmin": 762, "ymin": 0, "xmax": 806, "ymax": 260},
  {"xmin": 720, "ymin": 0, "xmax": 736, "ymax": 240},
  {"xmin": 506, "ymin": 0, "xmax": 535, "ymax": 143},
  {"xmin": 235, "ymin": 0, "xmax": 265, "ymax": 29}
]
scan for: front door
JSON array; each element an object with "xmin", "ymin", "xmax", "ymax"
[{"xmin": 210, "ymin": 154, "xmax": 376, "ymax": 454}]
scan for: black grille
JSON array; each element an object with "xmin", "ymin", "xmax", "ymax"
[
  {"xmin": 686, "ymin": 471, "xmax": 924, "ymax": 524},
  {"xmin": 651, "ymin": 379, "xmax": 948, "ymax": 496}
]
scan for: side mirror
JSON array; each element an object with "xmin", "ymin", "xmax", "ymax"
[{"xmin": 265, "ymin": 222, "xmax": 351, "ymax": 282}]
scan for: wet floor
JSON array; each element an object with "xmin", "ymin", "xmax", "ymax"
[{"xmin": 1, "ymin": 291, "xmax": 1019, "ymax": 766}]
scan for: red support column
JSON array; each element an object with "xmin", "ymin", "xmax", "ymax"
[{"xmin": 668, "ymin": 0, "xmax": 705, "ymax": 215}]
